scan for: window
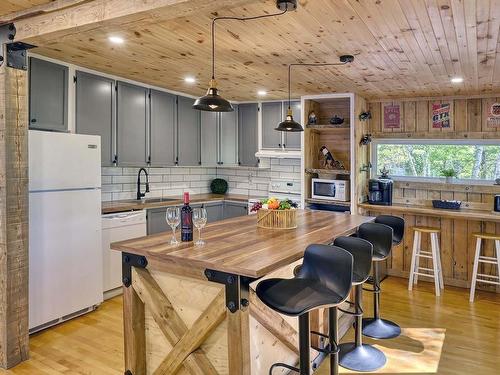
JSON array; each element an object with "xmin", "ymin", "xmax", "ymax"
[{"xmin": 372, "ymin": 139, "xmax": 500, "ymax": 182}]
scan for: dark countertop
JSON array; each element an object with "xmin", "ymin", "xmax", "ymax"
[{"xmin": 102, "ymin": 193, "xmax": 260, "ymax": 214}]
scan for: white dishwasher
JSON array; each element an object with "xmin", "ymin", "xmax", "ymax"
[{"xmin": 102, "ymin": 210, "xmax": 147, "ymax": 299}]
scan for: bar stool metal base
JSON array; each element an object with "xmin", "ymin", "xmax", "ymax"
[
  {"xmin": 362, "ymin": 318, "xmax": 401, "ymax": 339},
  {"xmin": 339, "ymin": 343, "xmax": 386, "ymax": 372}
]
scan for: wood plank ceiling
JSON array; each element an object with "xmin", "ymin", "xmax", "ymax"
[
  {"xmin": 13, "ymin": 0, "xmax": 500, "ymax": 100},
  {"xmin": 0, "ymin": 0, "xmax": 55, "ymax": 17}
]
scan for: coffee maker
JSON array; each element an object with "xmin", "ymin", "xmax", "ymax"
[{"xmin": 368, "ymin": 178, "xmax": 393, "ymax": 205}]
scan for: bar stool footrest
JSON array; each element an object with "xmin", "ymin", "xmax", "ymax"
[{"xmin": 269, "ymin": 362, "xmax": 299, "ymax": 375}]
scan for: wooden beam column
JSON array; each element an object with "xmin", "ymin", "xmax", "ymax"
[{"xmin": 0, "ymin": 55, "xmax": 29, "ymax": 369}]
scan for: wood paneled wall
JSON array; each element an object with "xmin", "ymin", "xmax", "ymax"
[
  {"xmin": 364, "ymin": 94, "xmax": 500, "ymax": 293},
  {"xmin": 369, "ymin": 96, "xmax": 500, "ymax": 138},
  {"xmin": 0, "ymin": 65, "xmax": 29, "ymax": 369}
]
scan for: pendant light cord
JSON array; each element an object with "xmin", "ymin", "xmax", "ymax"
[
  {"xmin": 287, "ymin": 62, "xmax": 349, "ymax": 109},
  {"xmin": 211, "ymin": 8, "xmax": 288, "ymax": 80}
]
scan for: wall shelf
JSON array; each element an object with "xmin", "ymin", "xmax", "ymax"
[
  {"xmin": 306, "ymin": 124, "xmax": 350, "ymax": 129},
  {"xmin": 305, "ymin": 198, "xmax": 351, "ymax": 206},
  {"xmin": 305, "ymin": 168, "xmax": 350, "ymax": 176}
]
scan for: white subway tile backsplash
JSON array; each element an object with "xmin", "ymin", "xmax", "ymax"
[{"xmin": 101, "ymin": 157, "xmax": 301, "ymax": 202}]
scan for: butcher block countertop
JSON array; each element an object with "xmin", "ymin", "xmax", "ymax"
[
  {"xmin": 102, "ymin": 193, "xmax": 254, "ymax": 214},
  {"xmin": 111, "ymin": 210, "xmax": 373, "ymax": 278}
]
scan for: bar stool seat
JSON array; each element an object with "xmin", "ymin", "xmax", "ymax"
[
  {"xmin": 256, "ymin": 244, "xmax": 354, "ymax": 375},
  {"xmin": 257, "ymin": 278, "xmax": 345, "ymax": 316},
  {"xmin": 412, "ymin": 226, "xmax": 440, "ymax": 233},
  {"xmin": 469, "ymin": 233, "xmax": 500, "ymax": 302}
]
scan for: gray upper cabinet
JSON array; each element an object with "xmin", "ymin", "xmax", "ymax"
[
  {"xmin": 116, "ymin": 82, "xmax": 148, "ymax": 166},
  {"xmin": 220, "ymin": 106, "xmax": 238, "ymax": 166},
  {"xmin": 238, "ymin": 103, "xmax": 259, "ymax": 167},
  {"xmin": 150, "ymin": 89, "xmax": 176, "ymax": 166},
  {"xmin": 283, "ymin": 101, "xmax": 301, "ymax": 149},
  {"xmin": 75, "ymin": 71, "xmax": 115, "ymax": 166},
  {"xmin": 177, "ymin": 96, "xmax": 201, "ymax": 166},
  {"xmin": 29, "ymin": 57, "xmax": 68, "ymax": 132},
  {"xmin": 201, "ymin": 112, "xmax": 218, "ymax": 166},
  {"xmin": 261, "ymin": 102, "xmax": 283, "ymax": 149}
]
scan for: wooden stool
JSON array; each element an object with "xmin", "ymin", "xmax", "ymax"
[
  {"xmin": 408, "ymin": 227, "xmax": 444, "ymax": 296},
  {"xmin": 469, "ymin": 233, "xmax": 500, "ymax": 302}
]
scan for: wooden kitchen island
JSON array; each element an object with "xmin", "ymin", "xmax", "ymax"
[{"xmin": 111, "ymin": 210, "xmax": 373, "ymax": 375}]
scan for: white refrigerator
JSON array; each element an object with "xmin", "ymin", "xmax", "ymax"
[{"xmin": 29, "ymin": 130, "xmax": 103, "ymax": 332}]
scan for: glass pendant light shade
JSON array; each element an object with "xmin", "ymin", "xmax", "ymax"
[
  {"xmin": 193, "ymin": 79, "xmax": 234, "ymax": 112},
  {"xmin": 275, "ymin": 107, "xmax": 303, "ymax": 132}
]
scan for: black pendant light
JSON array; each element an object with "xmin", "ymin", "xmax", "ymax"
[
  {"xmin": 193, "ymin": 0, "xmax": 298, "ymax": 112},
  {"xmin": 275, "ymin": 55, "xmax": 355, "ymax": 132}
]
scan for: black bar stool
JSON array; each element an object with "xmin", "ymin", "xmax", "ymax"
[
  {"xmin": 333, "ymin": 236, "xmax": 387, "ymax": 372},
  {"xmin": 256, "ymin": 244, "xmax": 354, "ymax": 375},
  {"xmin": 358, "ymin": 222, "xmax": 401, "ymax": 339},
  {"xmin": 375, "ymin": 215, "xmax": 405, "ymax": 246}
]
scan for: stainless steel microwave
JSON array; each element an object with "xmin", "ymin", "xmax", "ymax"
[{"xmin": 311, "ymin": 178, "xmax": 350, "ymax": 202}]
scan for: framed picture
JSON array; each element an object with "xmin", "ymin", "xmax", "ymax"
[
  {"xmin": 383, "ymin": 103, "xmax": 401, "ymax": 129},
  {"xmin": 432, "ymin": 102, "xmax": 451, "ymax": 128},
  {"xmin": 486, "ymin": 102, "xmax": 500, "ymax": 128}
]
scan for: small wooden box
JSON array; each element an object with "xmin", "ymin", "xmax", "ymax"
[{"xmin": 257, "ymin": 209, "xmax": 297, "ymax": 229}]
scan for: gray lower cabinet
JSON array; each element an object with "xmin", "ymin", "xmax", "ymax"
[
  {"xmin": 177, "ymin": 96, "xmax": 201, "ymax": 166},
  {"xmin": 223, "ymin": 201, "xmax": 248, "ymax": 219},
  {"xmin": 262, "ymin": 102, "xmax": 283, "ymax": 149},
  {"xmin": 204, "ymin": 202, "xmax": 224, "ymax": 222},
  {"xmin": 29, "ymin": 57, "xmax": 68, "ymax": 132},
  {"xmin": 150, "ymin": 89, "xmax": 176, "ymax": 166},
  {"xmin": 238, "ymin": 103, "xmax": 259, "ymax": 167},
  {"xmin": 147, "ymin": 207, "xmax": 169, "ymax": 235},
  {"xmin": 75, "ymin": 71, "xmax": 115, "ymax": 165},
  {"xmin": 284, "ymin": 101, "xmax": 301, "ymax": 149},
  {"xmin": 116, "ymin": 81, "xmax": 148, "ymax": 166},
  {"xmin": 201, "ymin": 112, "xmax": 218, "ymax": 166}
]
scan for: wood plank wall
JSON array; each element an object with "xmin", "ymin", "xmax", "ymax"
[
  {"xmin": 369, "ymin": 96, "xmax": 500, "ymax": 138},
  {"xmin": 0, "ymin": 65, "xmax": 29, "ymax": 368},
  {"xmin": 365, "ymin": 95, "xmax": 500, "ymax": 293}
]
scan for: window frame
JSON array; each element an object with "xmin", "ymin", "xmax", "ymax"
[{"xmin": 371, "ymin": 138, "xmax": 500, "ymax": 185}]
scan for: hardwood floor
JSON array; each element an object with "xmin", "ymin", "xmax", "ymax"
[{"xmin": 1, "ymin": 277, "xmax": 498, "ymax": 374}]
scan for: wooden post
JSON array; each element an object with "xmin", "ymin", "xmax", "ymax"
[{"xmin": 0, "ymin": 56, "xmax": 30, "ymax": 368}]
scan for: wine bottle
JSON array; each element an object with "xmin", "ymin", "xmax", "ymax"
[{"xmin": 181, "ymin": 192, "xmax": 193, "ymax": 242}]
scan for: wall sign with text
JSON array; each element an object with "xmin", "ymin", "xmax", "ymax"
[
  {"xmin": 432, "ymin": 102, "xmax": 451, "ymax": 128},
  {"xmin": 383, "ymin": 103, "xmax": 401, "ymax": 129},
  {"xmin": 487, "ymin": 102, "xmax": 500, "ymax": 128}
]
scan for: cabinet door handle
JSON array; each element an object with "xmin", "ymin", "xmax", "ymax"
[{"xmin": 31, "ymin": 119, "xmax": 37, "ymax": 123}]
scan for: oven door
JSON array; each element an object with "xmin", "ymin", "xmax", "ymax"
[{"xmin": 312, "ymin": 179, "xmax": 342, "ymax": 201}]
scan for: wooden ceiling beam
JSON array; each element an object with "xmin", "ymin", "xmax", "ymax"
[{"xmin": 11, "ymin": 0, "xmax": 262, "ymax": 42}]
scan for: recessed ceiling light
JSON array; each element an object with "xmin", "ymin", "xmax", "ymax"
[
  {"xmin": 108, "ymin": 36, "xmax": 125, "ymax": 44},
  {"xmin": 451, "ymin": 77, "xmax": 463, "ymax": 83},
  {"xmin": 184, "ymin": 76, "xmax": 196, "ymax": 84},
  {"xmin": 257, "ymin": 90, "xmax": 267, "ymax": 96}
]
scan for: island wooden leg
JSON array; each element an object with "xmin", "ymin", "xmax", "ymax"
[
  {"xmin": 123, "ymin": 284, "xmax": 146, "ymax": 375},
  {"xmin": 228, "ymin": 309, "xmax": 251, "ymax": 375}
]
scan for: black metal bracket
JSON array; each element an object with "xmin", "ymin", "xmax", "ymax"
[
  {"xmin": 204, "ymin": 269, "xmax": 256, "ymax": 313},
  {"xmin": 0, "ymin": 24, "xmax": 36, "ymax": 70},
  {"xmin": 122, "ymin": 252, "xmax": 148, "ymax": 288}
]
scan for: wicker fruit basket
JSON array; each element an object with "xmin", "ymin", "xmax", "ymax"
[{"xmin": 257, "ymin": 209, "xmax": 297, "ymax": 229}]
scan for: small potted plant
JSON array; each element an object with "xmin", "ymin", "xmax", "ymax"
[{"xmin": 440, "ymin": 168, "xmax": 457, "ymax": 183}]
